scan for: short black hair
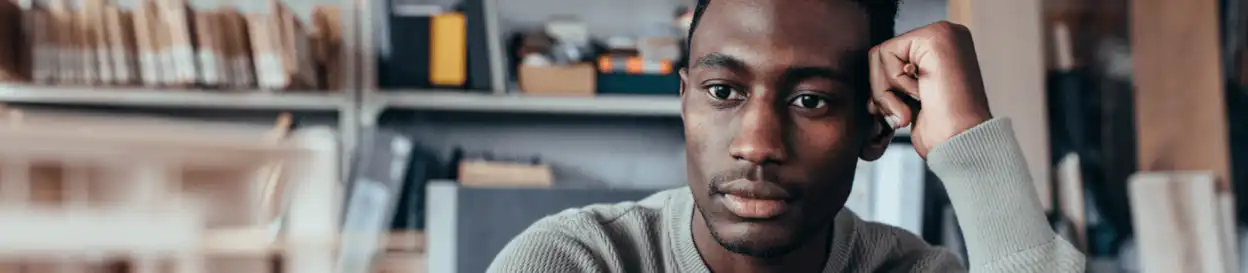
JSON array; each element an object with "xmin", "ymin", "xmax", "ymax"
[{"xmin": 686, "ymin": 0, "xmax": 901, "ymax": 61}]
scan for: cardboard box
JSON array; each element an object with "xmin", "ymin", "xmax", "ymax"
[
  {"xmin": 387, "ymin": 231, "xmax": 426, "ymax": 252},
  {"xmin": 518, "ymin": 64, "xmax": 596, "ymax": 96},
  {"xmin": 458, "ymin": 160, "xmax": 553, "ymax": 188},
  {"xmin": 375, "ymin": 251, "xmax": 427, "ymax": 273}
]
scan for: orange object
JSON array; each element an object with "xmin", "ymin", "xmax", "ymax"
[
  {"xmin": 430, "ymin": 12, "xmax": 467, "ymax": 87},
  {"xmin": 596, "ymin": 55, "xmax": 673, "ymax": 75}
]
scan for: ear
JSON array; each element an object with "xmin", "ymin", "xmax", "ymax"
[
  {"xmin": 859, "ymin": 115, "xmax": 894, "ymax": 161},
  {"xmin": 679, "ymin": 68, "xmax": 690, "ymax": 120}
]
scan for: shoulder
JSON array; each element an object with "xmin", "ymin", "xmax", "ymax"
[
  {"xmin": 842, "ymin": 210, "xmax": 967, "ymax": 272},
  {"xmin": 486, "ymin": 188, "xmax": 684, "ymax": 273}
]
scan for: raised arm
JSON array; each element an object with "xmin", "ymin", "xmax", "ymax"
[{"xmin": 867, "ymin": 21, "xmax": 1086, "ymax": 272}]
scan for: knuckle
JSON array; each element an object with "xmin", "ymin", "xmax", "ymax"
[
  {"xmin": 930, "ymin": 21, "xmax": 968, "ymax": 36},
  {"xmin": 924, "ymin": 21, "xmax": 973, "ymax": 47}
]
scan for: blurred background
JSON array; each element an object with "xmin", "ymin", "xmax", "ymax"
[{"xmin": 0, "ymin": 0, "xmax": 1242, "ymax": 272}]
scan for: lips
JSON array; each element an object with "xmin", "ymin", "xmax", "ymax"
[{"xmin": 715, "ymin": 179, "xmax": 794, "ymax": 219}]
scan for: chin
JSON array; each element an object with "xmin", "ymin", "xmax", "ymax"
[{"xmin": 709, "ymin": 221, "xmax": 807, "ymax": 258}]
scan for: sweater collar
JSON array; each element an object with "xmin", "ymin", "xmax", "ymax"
[{"xmin": 666, "ymin": 187, "xmax": 861, "ymax": 273}]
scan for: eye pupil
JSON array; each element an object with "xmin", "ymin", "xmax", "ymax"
[
  {"xmin": 711, "ymin": 86, "xmax": 732, "ymax": 99},
  {"xmin": 799, "ymin": 95, "xmax": 819, "ymax": 108}
]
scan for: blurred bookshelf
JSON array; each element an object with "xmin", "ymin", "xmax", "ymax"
[{"xmin": 0, "ymin": 84, "xmax": 348, "ymax": 111}]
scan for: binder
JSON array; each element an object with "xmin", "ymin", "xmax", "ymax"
[
  {"xmin": 279, "ymin": 4, "xmax": 318, "ymax": 90},
  {"xmin": 250, "ymin": 1, "xmax": 317, "ymax": 91},
  {"xmin": 73, "ymin": 5, "xmax": 93, "ymax": 85},
  {"xmin": 50, "ymin": 2, "xmax": 77, "ymax": 84},
  {"xmin": 378, "ymin": 3, "xmax": 436, "ymax": 89},
  {"xmin": 248, "ymin": 13, "xmax": 283, "ymax": 90},
  {"xmin": 0, "ymin": 0, "xmax": 22, "ymax": 82},
  {"xmin": 158, "ymin": 0, "xmax": 196, "ymax": 87},
  {"xmin": 81, "ymin": 0, "xmax": 109, "ymax": 85},
  {"xmin": 28, "ymin": 7, "xmax": 55, "ymax": 84},
  {"xmin": 430, "ymin": 12, "xmax": 466, "ymax": 87},
  {"xmin": 153, "ymin": 3, "xmax": 173, "ymax": 86},
  {"xmin": 194, "ymin": 10, "xmax": 223, "ymax": 87},
  {"xmin": 219, "ymin": 8, "xmax": 253, "ymax": 89},
  {"xmin": 312, "ymin": 6, "xmax": 341, "ymax": 90},
  {"xmin": 461, "ymin": 0, "xmax": 493, "ymax": 90},
  {"xmin": 105, "ymin": 7, "xmax": 138, "ymax": 85},
  {"xmin": 132, "ymin": 0, "xmax": 161, "ymax": 86},
  {"xmin": 247, "ymin": 12, "xmax": 279, "ymax": 89}
]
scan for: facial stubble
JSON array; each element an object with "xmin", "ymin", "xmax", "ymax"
[{"xmin": 698, "ymin": 168, "xmax": 825, "ymax": 258}]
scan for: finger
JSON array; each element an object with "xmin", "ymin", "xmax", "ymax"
[
  {"xmin": 878, "ymin": 42, "xmax": 921, "ymax": 101},
  {"xmin": 876, "ymin": 91, "xmax": 914, "ymax": 130},
  {"xmin": 869, "ymin": 47, "xmax": 916, "ymax": 130}
]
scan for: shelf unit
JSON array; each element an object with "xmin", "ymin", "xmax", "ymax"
[
  {"xmin": 359, "ymin": 90, "xmax": 682, "ymax": 125},
  {"xmin": 0, "ymin": 84, "xmax": 349, "ymax": 111}
]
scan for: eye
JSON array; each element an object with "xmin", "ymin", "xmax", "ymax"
[
  {"xmin": 705, "ymin": 84, "xmax": 745, "ymax": 101},
  {"xmin": 790, "ymin": 94, "xmax": 828, "ymax": 109}
]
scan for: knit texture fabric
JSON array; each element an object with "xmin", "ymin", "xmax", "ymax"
[{"xmin": 487, "ymin": 118, "xmax": 1087, "ymax": 272}]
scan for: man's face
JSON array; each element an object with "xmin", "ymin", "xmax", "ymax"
[{"xmin": 680, "ymin": 0, "xmax": 877, "ymax": 257}]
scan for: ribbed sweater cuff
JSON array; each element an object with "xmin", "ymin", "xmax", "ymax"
[{"xmin": 926, "ymin": 118, "xmax": 1056, "ymax": 267}]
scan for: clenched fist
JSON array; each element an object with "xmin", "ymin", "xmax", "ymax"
[{"xmin": 869, "ymin": 21, "xmax": 993, "ymax": 158}]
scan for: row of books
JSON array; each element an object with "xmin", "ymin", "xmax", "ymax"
[{"xmin": 0, "ymin": 0, "xmax": 343, "ymax": 91}]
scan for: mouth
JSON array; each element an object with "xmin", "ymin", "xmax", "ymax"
[{"xmin": 714, "ymin": 179, "xmax": 794, "ymax": 219}]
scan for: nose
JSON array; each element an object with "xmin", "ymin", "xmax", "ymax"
[{"xmin": 729, "ymin": 100, "xmax": 789, "ymax": 165}]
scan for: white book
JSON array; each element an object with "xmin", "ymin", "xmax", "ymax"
[{"xmin": 870, "ymin": 144, "xmax": 926, "ymax": 235}]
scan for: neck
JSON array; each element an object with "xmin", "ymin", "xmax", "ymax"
[{"xmin": 691, "ymin": 207, "xmax": 832, "ymax": 273}]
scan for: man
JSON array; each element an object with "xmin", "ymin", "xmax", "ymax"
[{"xmin": 488, "ymin": 0, "xmax": 1086, "ymax": 272}]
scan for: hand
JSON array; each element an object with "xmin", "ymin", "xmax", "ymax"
[{"xmin": 869, "ymin": 21, "xmax": 993, "ymax": 158}]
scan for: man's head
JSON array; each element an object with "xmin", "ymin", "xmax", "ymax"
[{"xmin": 680, "ymin": 0, "xmax": 899, "ymax": 258}]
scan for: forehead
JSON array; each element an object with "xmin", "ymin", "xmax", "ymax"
[{"xmin": 691, "ymin": 0, "xmax": 872, "ymax": 69}]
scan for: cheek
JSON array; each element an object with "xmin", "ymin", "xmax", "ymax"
[
  {"xmin": 683, "ymin": 112, "xmax": 713, "ymax": 176},
  {"xmin": 792, "ymin": 119, "xmax": 858, "ymax": 159},
  {"xmin": 789, "ymin": 120, "xmax": 863, "ymax": 188}
]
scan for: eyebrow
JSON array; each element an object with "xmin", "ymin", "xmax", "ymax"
[
  {"xmin": 781, "ymin": 66, "xmax": 855, "ymax": 86},
  {"xmin": 692, "ymin": 52, "xmax": 746, "ymax": 70},
  {"xmin": 691, "ymin": 52, "xmax": 864, "ymax": 87}
]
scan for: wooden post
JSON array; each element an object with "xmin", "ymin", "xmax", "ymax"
[
  {"xmin": 947, "ymin": 0, "xmax": 1053, "ymax": 210},
  {"xmin": 1131, "ymin": 1, "xmax": 1237, "ymax": 272},
  {"xmin": 1132, "ymin": 0, "xmax": 1233, "ymax": 189}
]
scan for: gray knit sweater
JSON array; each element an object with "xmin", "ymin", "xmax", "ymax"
[{"xmin": 487, "ymin": 118, "xmax": 1087, "ymax": 272}]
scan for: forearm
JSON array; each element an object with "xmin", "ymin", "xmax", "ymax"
[{"xmin": 926, "ymin": 118, "xmax": 1085, "ymax": 272}]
